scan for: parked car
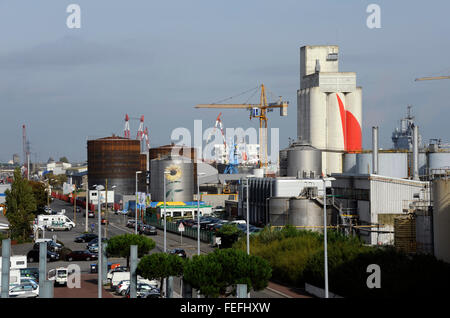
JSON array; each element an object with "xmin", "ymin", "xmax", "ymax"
[
  {"xmin": 9, "ymin": 280, "xmax": 39, "ymax": 298},
  {"xmin": 126, "ymin": 219, "xmax": 136, "ymax": 228},
  {"xmin": 139, "ymin": 287, "xmax": 161, "ymax": 298},
  {"xmin": 169, "ymin": 248, "xmax": 187, "ymax": 259},
  {"xmin": 65, "ymin": 250, "xmax": 98, "ymax": 262},
  {"xmin": 125, "ymin": 283, "xmax": 160, "ymax": 298},
  {"xmin": 139, "ymin": 225, "xmax": 157, "ymax": 235},
  {"xmin": 20, "ymin": 268, "xmax": 39, "ymax": 282},
  {"xmin": 88, "ymin": 244, "xmax": 99, "ymax": 253},
  {"xmin": 115, "ymin": 278, "xmax": 158, "ymax": 295},
  {"xmin": 27, "ymin": 249, "xmax": 60, "ymax": 263},
  {"xmin": 74, "ymin": 233, "xmax": 98, "ymax": 243},
  {"xmin": 33, "ymin": 239, "xmax": 63, "ymax": 252},
  {"xmin": 84, "ymin": 210, "xmax": 95, "ymax": 218},
  {"xmin": 86, "ymin": 237, "xmax": 108, "ymax": 249}
]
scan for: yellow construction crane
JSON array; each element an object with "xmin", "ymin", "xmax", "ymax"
[
  {"xmin": 195, "ymin": 84, "xmax": 288, "ymax": 168},
  {"xmin": 415, "ymin": 75, "xmax": 450, "ymax": 81}
]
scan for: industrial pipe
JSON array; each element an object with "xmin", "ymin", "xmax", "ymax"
[
  {"xmin": 413, "ymin": 125, "xmax": 419, "ymax": 180},
  {"xmin": 372, "ymin": 126, "xmax": 379, "ymax": 174}
]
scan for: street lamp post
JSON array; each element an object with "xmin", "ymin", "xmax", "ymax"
[
  {"xmin": 105, "ymin": 184, "xmax": 116, "ymax": 238},
  {"xmin": 241, "ymin": 175, "xmax": 254, "ymax": 255},
  {"xmin": 135, "ymin": 171, "xmax": 142, "ymax": 234},
  {"xmin": 323, "ymin": 178, "xmax": 329, "ymax": 299},
  {"xmin": 196, "ymin": 172, "xmax": 206, "ymax": 256},
  {"xmin": 85, "ymin": 181, "xmax": 89, "ymax": 233},
  {"xmin": 95, "ymin": 184, "xmax": 105, "ymax": 299},
  {"xmin": 163, "ymin": 171, "xmax": 169, "ymax": 253}
]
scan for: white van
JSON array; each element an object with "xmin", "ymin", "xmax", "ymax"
[
  {"xmin": 48, "ymin": 267, "xmax": 69, "ymax": 286},
  {"xmin": 37, "ymin": 215, "xmax": 75, "ymax": 230},
  {"xmin": 111, "ymin": 271, "xmax": 130, "ymax": 288}
]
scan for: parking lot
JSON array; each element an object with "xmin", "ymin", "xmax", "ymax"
[{"xmin": 1, "ymin": 199, "xmax": 294, "ymax": 298}]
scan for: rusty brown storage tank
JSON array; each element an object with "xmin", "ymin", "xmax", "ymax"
[{"xmin": 88, "ymin": 136, "xmax": 143, "ymax": 195}]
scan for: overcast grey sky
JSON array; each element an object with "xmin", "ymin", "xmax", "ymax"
[{"xmin": 1, "ymin": 0, "xmax": 449, "ymax": 163}]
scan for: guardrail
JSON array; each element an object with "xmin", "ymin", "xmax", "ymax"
[{"xmin": 144, "ymin": 215, "xmax": 214, "ymax": 245}]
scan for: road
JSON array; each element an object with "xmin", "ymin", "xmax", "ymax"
[{"xmin": 2, "ymin": 199, "xmax": 290, "ymax": 298}]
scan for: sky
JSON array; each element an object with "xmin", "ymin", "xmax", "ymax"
[{"xmin": 0, "ymin": 0, "xmax": 449, "ymax": 163}]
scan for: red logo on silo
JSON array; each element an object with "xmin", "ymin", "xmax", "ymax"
[{"xmin": 336, "ymin": 94, "xmax": 362, "ymax": 152}]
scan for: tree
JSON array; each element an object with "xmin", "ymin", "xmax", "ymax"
[
  {"xmin": 45, "ymin": 173, "xmax": 67, "ymax": 189},
  {"xmin": 5, "ymin": 168, "xmax": 37, "ymax": 240},
  {"xmin": 183, "ymin": 249, "xmax": 272, "ymax": 297},
  {"xmin": 28, "ymin": 181, "xmax": 48, "ymax": 214},
  {"xmin": 59, "ymin": 156, "xmax": 69, "ymax": 163},
  {"xmin": 137, "ymin": 253, "xmax": 185, "ymax": 297},
  {"xmin": 106, "ymin": 234, "xmax": 155, "ymax": 268},
  {"xmin": 216, "ymin": 223, "xmax": 242, "ymax": 248}
]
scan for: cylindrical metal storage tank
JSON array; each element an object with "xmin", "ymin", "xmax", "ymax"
[
  {"xmin": 87, "ymin": 136, "xmax": 142, "ymax": 196},
  {"xmin": 309, "ymin": 87, "xmax": 327, "ymax": 149},
  {"xmin": 287, "ymin": 197, "xmax": 330, "ymax": 233},
  {"xmin": 428, "ymin": 152, "xmax": 450, "ymax": 171},
  {"xmin": 379, "ymin": 153, "xmax": 408, "ymax": 178},
  {"xmin": 268, "ymin": 197, "xmax": 289, "ymax": 226},
  {"xmin": 356, "ymin": 153, "xmax": 372, "ymax": 174},
  {"xmin": 343, "ymin": 153, "xmax": 357, "ymax": 173},
  {"xmin": 355, "ymin": 152, "xmax": 408, "ymax": 178},
  {"xmin": 433, "ymin": 177, "xmax": 450, "ymax": 263},
  {"xmin": 150, "ymin": 156, "xmax": 194, "ymax": 202},
  {"xmin": 286, "ymin": 143, "xmax": 322, "ymax": 178}
]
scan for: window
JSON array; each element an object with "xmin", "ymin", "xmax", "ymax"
[{"xmin": 173, "ymin": 212, "xmax": 181, "ymax": 217}]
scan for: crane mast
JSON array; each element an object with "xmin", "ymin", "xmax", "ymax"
[{"xmin": 195, "ymin": 84, "xmax": 288, "ymax": 168}]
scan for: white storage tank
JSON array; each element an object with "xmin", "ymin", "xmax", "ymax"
[
  {"xmin": 286, "ymin": 143, "xmax": 322, "ymax": 178},
  {"xmin": 428, "ymin": 152, "xmax": 450, "ymax": 171},
  {"xmin": 355, "ymin": 152, "xmax": 408, "ymax": 178}
]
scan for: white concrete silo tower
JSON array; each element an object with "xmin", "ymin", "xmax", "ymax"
[{"xmin": 297, "ymin": 45, "xmax": 362, "ymax": 175}]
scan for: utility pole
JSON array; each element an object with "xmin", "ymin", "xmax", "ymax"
[
  {"xmin": 105, "ymin": 179, "xmax": 108, "ymax": 238},
  {"xmin": 85, "ymin": 181, "xmax": 89, "ymax": 233},
  {"xmin": 73, "ymin": 187, "xmax": 76, "ymax": 224}
]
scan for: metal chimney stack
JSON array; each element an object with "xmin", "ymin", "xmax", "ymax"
[
  {"xmin": 413, "ymin": 125, "xmax": 419, "ymax": 180},
  {"xmin": 372, "ymin": 126, "xmax": 379, "ymax": 174}
]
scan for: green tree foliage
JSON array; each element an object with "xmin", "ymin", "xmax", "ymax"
[
  {"xmin": 5, "ymin": 168, "xmax": 36, "ymax": 240},
  {"xmin": 234, "ymin": 225, "xmax": 450, "ymax": 298},
  {"xmin": 59, "ymin": 157, "xmax": 69, "ymax": 163},
  {"xmin": 137, "ymin": 253, "xmax": 184, "ymax": 297},
  {"xmin": 233, "ymin": 226, "xmax": 324, "ymax": 285},
  {"xmin": 215, "ymin": 223, "xmax": 242, "ymax": 248},
  {"xmin": 28, "ymin": 181, "xmax": 48, "ymax": 214},
  {"xmin": 303, "ymin": 246, "xmax": 450, "ymax": 298},
  {"xmin": 183, "ymin": 249, "xmax": 272, "ymax": 297},
  {"xmin": 45, "ymin": 173, "xmax": 67, "ymax": 189},
  {"xmin": 106, "ymin": 234, "xmax": 155, "ymax": 268}
]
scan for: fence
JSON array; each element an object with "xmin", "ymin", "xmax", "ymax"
[{"xmin": 144, "ymin": 214, "xmax": 214, "ymax": 245}]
